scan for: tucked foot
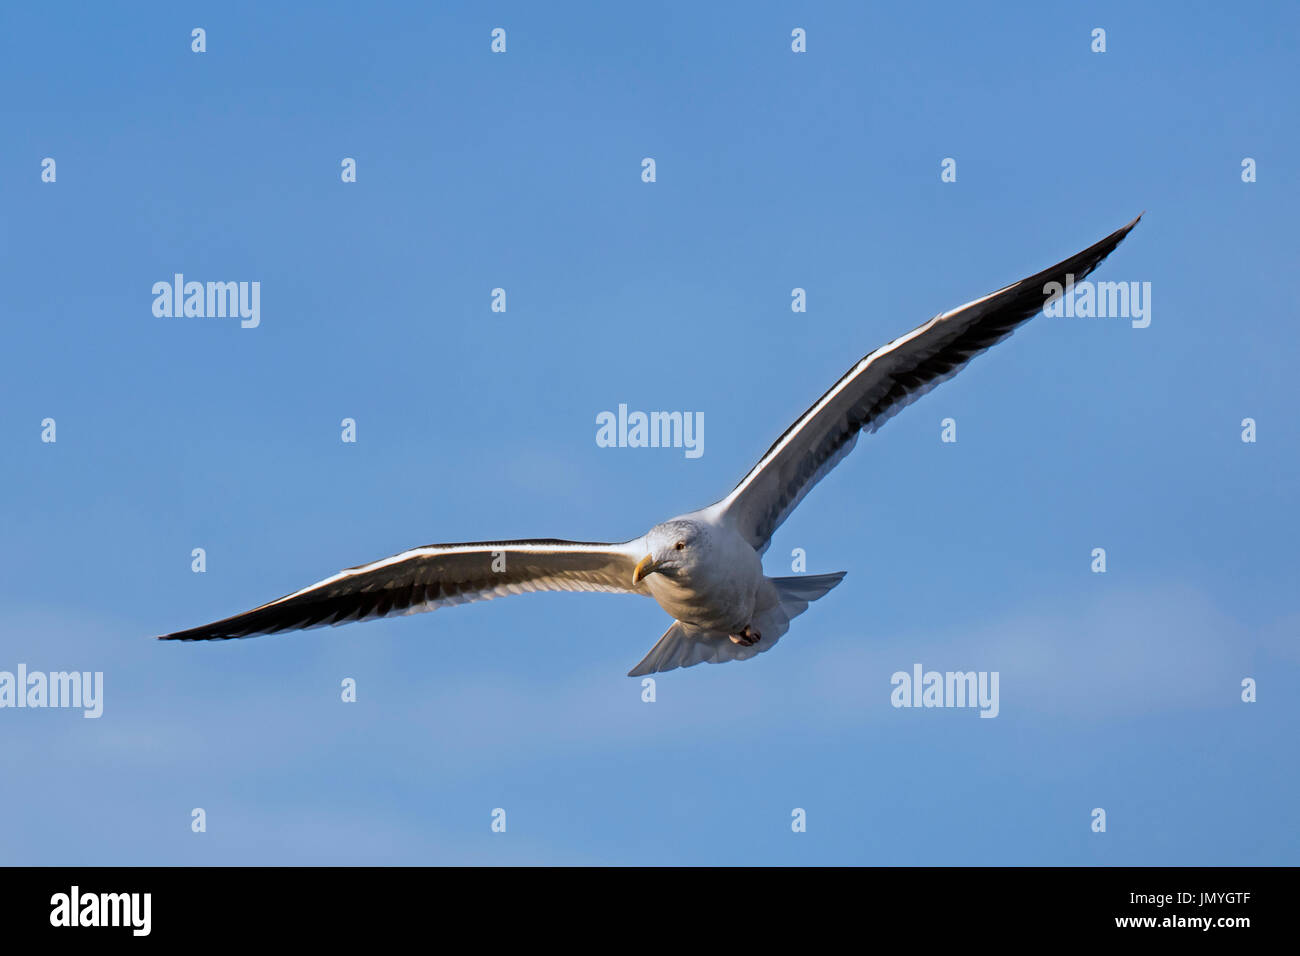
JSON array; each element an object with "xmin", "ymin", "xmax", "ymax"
[{"xmin": 728, "ymin": 625, "xmax": 761, "ymax": 647}]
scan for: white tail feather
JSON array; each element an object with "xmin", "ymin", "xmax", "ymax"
[{"xmin": 627, "ymin": 572, "xmax": 846, "ymax": 676}]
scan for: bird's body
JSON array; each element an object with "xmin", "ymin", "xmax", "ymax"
[
  {"xmin": 159, "ymin": 216, "xmax": 1143, "ymax": 675},
  {"xmin": 633, "ymin": 513, "xmax": 765, "ymax": 634}
]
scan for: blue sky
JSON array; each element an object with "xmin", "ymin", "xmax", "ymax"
[{"xmin": 1, "ymin": 1, "xmax": 1296, "ymax": 864}]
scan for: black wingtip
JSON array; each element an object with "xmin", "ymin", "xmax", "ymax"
[
  {"xmin": 1116, "ymin": 211, "xmax": 1144, "ymax": 237},
  {"xmin": 1106, "ymin": 213, "xmax": 1142, "ymax": 243},
  {"xmin": 1104, "ymin": 211, "xmax": 1144, "ymax": 258},
  {"xmin": 156, "ymin": 627, "xmax": 224, "ymax": 642}
]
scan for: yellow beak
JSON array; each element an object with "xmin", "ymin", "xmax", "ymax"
[{"xmin": 632, "ymin": 553, "xmax": 660, "ymax": 586}]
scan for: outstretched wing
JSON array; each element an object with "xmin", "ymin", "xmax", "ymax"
[
  {"xmin": 714, "ymin": 215, "xmax": 1143, "ymax": 552},
  {"xmin": 157, "ymin": 539, "xmax": 649, "ymax": 641}
]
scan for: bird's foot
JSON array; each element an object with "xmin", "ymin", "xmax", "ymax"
[{"xmin": 728, "ymin": 625, "xmax": 761, "ymax": 647}]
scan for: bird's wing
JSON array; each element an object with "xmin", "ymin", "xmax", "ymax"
[
  {"xmin": 712, "ymin": 215, "xmax": 1142, "ymax": 552},
  {"xmin": 157, "ymin": 539, "xmax": 649, "ymax": 641}
]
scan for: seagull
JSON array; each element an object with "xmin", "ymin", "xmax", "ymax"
[{"xmin": 160, "ymin": 215, "xmax": 1142, "ymax": 675}]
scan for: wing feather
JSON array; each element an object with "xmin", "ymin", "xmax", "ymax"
[
  {"xmin": 714, "ymin": 215, "xmax": 1143, "ymax": 551},
  {"xmin": 157, "ymin": 538, "xmax": 648, "ymax": 641}
]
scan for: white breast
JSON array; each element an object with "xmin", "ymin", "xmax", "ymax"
[{"xmin": 644, "ymin": 517, "xmax": 763, "ymax": 632}]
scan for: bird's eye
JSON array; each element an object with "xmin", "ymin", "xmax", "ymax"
[{"xmin": 674, "ymin": 540, "xmax": 686, "ymax": 550}]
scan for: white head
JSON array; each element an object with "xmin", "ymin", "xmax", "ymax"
[{"xmin": 631, "ymin": 518, "xmax": 710, "ymax": 587}]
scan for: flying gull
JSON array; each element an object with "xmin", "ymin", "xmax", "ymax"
[{"xmin": 160, "ymin": 216, "xmax": 1142, "ymax": 675}]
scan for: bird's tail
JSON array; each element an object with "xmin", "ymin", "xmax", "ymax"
[
  {"xmin": 626, "ymin": 572, "xmax": 846, "ymax": 676},
  {"xmin": 768, "ymin": 571, "xmax": 847, "ymax": 613}
]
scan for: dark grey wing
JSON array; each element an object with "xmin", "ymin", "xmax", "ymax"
[
  {"xmin": 715, "ymin": 215, "xmax": 1142, "ymax": 552},
  {"xmin": 157, "ymin": 538, "xmax": 648, "ymax": 641}
]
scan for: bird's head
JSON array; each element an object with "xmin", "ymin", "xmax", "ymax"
[{"xmin": 632, "ymin": 518, "xmax": 709, "ymax": 586}]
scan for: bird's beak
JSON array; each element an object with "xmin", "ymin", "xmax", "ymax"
[{"xmin": 632, "ymin": 553, "xmax": 660, "ymax": 586}]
